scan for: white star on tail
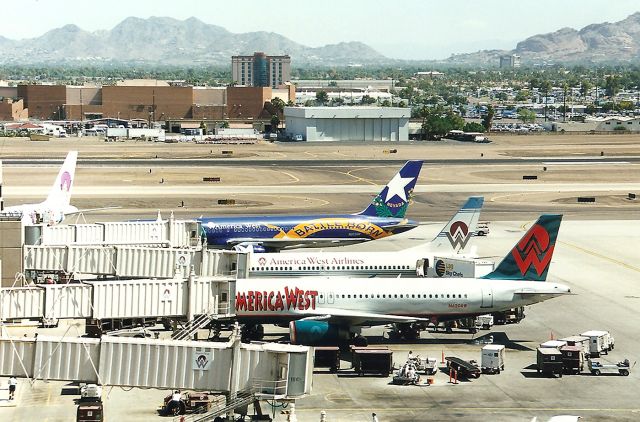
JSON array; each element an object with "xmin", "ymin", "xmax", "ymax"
[{"xmin": 384, "ymin": 173, "xmax": 414, "ymax": 202}]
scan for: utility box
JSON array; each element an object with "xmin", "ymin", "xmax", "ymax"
[
  {"xmin": 352, "ymin": 348, "xmax": 393, "ymax": 376},
  {"xmin": 77, "ymin": 402, "xmax": 104, "ymax": 422},
  {"xmin": 481, "ymin": 344, "xmax": 505, "ymax": 374}
]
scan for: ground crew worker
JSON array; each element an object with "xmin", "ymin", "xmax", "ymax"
[
  {"xmin": 372, "ymin": 412, "xmax": 379, "ymax": 422},
  {"xmin": 8, "ymin": 376, "xmax": 17, "ymax": 400}
]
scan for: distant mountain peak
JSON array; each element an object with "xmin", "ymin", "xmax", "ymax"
[
  {"xmin": 0, "ymin": 16, "xmax": 387, "ymax": 66},
  {"xmin": 445, "ymin": 11, "xmax": 640, "ymax": 65}
]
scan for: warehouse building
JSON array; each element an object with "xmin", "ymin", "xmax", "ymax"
[{"xmin": 284, "ymin": 106, "xmax": 410, "ymax": 142}]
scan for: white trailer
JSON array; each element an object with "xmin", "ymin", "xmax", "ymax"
[
  {"xmin": 581, "ymin": 330, "xmax": 615, "ymax": 357},
  {"xmin": 426, "ymin": 256, "xmax": 494, "ymax": 278},
  {"xmin": 539, "ymin": 340, "xmax": 567, "ymax": 350},
  {"xmin": 481, "ymin": 344, "xmax": 505, "ymax": 374}
]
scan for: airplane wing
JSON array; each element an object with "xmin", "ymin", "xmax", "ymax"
[
  {"xmin": 296, "ymin": 307, "xmax": 430, "ymax": 326},
  {"xmin": 66, "ymin": 206, "xmax": 122, "ymax": 215}
]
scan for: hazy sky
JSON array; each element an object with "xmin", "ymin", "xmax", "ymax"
[{"xmin": 3, "ymin": 0, "xmax": 640, "ymax": 59}]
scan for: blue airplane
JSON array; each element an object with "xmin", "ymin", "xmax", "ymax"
[{"xmin": 198, "ymin": 160, "xmax": 423, "ymax": 252}]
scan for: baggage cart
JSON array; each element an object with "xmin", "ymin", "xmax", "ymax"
[
  {"xmin": 353, "ymin": 349, "xmax": 393, "ymax": 376},
  {"xmin": 536, "ymin": 347, "xmax": 563, "ymax": 377},
  {"xmin": 560, "ymin": 345, "xmax": 584, "ymax": 374},
  {"xmin": 588, "ymin": 358, "xmax": 630, "ymax": 376},
  {"xmin": 314, "ymin": 346, "xmax": 340, "ymax": 372}
]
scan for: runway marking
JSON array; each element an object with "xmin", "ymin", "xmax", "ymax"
[
  {"xmin": 345, "ymin": 167, "xmax": 378, "ymax": 185},
  {"xmin": 277, "ymin": 170, "xmax": 300, "ymax": 183},
  {"xmin": 542, "ymin": 161, "xmax": 630, "ymax": 165},
  {"xmin": 333, "ymin": 151, "xmax": 349, "ymax": 157},
  {"xmin": 559, "ymin": 240, "xmax": 640, "ymax": 273},
  {"xmin": 295, "ymin": 406, "xmax": 640, "ymax": 413}
]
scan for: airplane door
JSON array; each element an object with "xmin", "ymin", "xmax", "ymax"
[
  {"xmin": 327, "ymin": 292, "xmax": 335, "ymax": 304},
  {"xmin": 481, "ymin": 286, "xmax": 493, "ymax": 308}
]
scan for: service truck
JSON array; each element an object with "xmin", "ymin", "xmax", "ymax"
[{"xmin": 581, "ymin": 330, "xmax": 615, "ymax": 357}]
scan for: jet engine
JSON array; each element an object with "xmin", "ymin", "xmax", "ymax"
[{"xmin": 289, "ymin": 320, "xmax": 349, "ymax": 346}]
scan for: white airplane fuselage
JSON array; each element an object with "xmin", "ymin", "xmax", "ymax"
[{"xmin": 235, "ymin": 277, "xmax": 570, "ymax": 324}]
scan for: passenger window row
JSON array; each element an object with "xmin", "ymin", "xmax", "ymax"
[
  {"xmin": 318, "ymin": 293, "xmax": 469, "ymax": 299},
  {"xmin": 250, "ymin": 264, "xmax": 412, "ymax": 271}
]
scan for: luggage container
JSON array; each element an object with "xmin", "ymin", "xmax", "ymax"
[
  {"xmin": 314, "ymin": 346, "xmax": 340, "ymax": 372},
  {"xmin": 560, "ymin": 335, "xmax": 590, "ymax": 357},
  {"xmin": 352, "ymin": 348, "xmax": 393, "ymax": 376},
  {"xmin": 481, "ymin": 344, "xmax": 505, "ymax": 374},
  {"xmin": 536, "ymin": 347, "xmax": 563, "ymax": 377},
  {"xmin": 560, "ymin": 345, "xmax": 584, "ymax": 374},
  {"xmin": 581, "ymin": 330, "xmax": 614, "ymax": 357}
]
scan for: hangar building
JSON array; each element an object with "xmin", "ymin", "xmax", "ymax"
[{"xmin": 284, "ymin": 106, "xmax": 410, "ymax": 142}]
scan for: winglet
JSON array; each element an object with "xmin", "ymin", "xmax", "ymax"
[
  {"xmin": 44, "ymin": 151, "xmax": 77, "ymax": 207},
  {"xmin": 430, "ymin": 196, "xmax": 484, "ymax": 253},
  {"xmin": 482, "ymin": 214, "xmax": 563, "ymax": 282},
  {"xmin": 357, "ymin": 160, "xmax": 423, "ymax": 218}
]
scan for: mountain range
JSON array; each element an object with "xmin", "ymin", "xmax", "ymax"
[
  {"xmin": 446, "ymin": 12, "xmax": 640, "ymax": 66},
  {"xmin": 3, "ymin": 13, "xmax": 640, "ymax": 67},
  {"xmin": 0, "ymin": 16, "xmax": 386, "ymax": 66}
]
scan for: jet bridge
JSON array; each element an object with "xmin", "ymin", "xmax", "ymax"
[
  {"xmin": 0, "ymin": 327, "xmax": 313, "ymax": 405},
  {"xmin": 0, "ymin": 272, "xmax": 235, "ymax": 333}
]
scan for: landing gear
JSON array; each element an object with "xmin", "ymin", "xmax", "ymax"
[
  {"xmin": 241, "ymin": 324, "xmax": 264, "ymax": 342},
  {"xmin": 352, "ymin": 334, "xmax": 368, "ymax": 347},
  {"xmin": 389, "ymin": 323, "xmax": 421, "ymax": 341}
]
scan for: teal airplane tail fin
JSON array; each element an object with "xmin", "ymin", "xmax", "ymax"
[{"xmin": 482, "ymin": 214, "xmax": 562, "ymax": 281}]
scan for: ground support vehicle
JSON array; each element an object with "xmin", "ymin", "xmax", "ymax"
[
  {"xmin": 475, "ymin": 314, "xmax": 494, "ymax": 330},
  {"xmin": 492, "ymin": 307, "xmax": 525, "ymax": 325},
  {"xmin": 588, "ymin": 359, "xmax": 631, "ymax": 376},
  {"xmin": 581, "ymin": 330, "xmax": 615, "ymax": 358},
  {"xmin": 159, "ymin": 391, "xmax": 213, "ymax": 416},
  {"xmin": 445, "ymin": 356, "xmax": 481, "ymax": 379},
  {"xmin": 408, "ymin": 355, "xmax": 438, "ymax": 375},
  {"xmin": 536, "ymin": 347, "xmax": 563, "ymax": 378}
]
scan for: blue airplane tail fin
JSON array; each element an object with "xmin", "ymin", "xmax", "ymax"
[
  {"xmin": 357, "ymin": 160, "xmax": 423, "ymax": 218},
  {"xmin": 482, "ymin": 214, "xmax": 563, "ymax": 282},
  {"xmin": 430, "ymin": 196, "xmax": 484, "ymax": 253}
]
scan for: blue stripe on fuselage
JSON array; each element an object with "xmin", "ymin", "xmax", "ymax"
[{"xmin": 198, "ymin": 214, "xmax": 416, "ymax": 247}]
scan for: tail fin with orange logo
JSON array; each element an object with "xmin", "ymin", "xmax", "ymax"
[{"xmin": 482, "ymin": 214, "xmax": 562, "ymax": 282}]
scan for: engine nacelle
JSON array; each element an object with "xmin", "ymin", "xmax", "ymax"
[
  {"xmin": 289, "ymin": 320, "xmax": 349, "ymax": 346},
  {"xmin": 233, "ymin": 243, "xmax": 266, "ymax": 254}
]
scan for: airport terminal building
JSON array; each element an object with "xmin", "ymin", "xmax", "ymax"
[{"xmin": 284, "ymin": 106, "xmax": 410, "ymax": 142}]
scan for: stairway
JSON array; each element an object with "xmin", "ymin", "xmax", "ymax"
[{"xmin": 171, "ymin": 313, "xmax": 220, "ymax": 341}]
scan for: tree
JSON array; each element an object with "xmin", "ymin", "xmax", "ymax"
[
  {"xmin": 315, "ymin": 90, "xmax": 329, "ymax": 105},
  {"xmin": 380, "ymin": 99, "xmax": 391, "ymax": 107},
  {"xmin": 517, "ymin": 108, "xmax": 536, "ymax": 124},
  {"xmin": 420, "ymin": 106, "xmax": 465, "ymax": 140},
  {"xmin": 270, "ymin": 114, "xmax": 280, "ymax": 131},
  {"xmin": 331, "ymin": 97, "xmax": 345, "ymax": 106},
  {"xmin": 580, "ymin": 80, "xmax": 592, "ymax": 97},
  {"xmin": 605, "ymin": 75, "xmax": 620, "ymax": 97},
  {"xmin": 271, "ymin": 97, "xmax": 285, "ymax": 113},
  {"xmin": 361, "ymin": 95, "xmax": 376, "ymax": 105},
  {"xmin": 481, "ymin": 105, "xmax": 495, "ymax": 131},
  {"xmin": 463, "ymin": 122, "xmax": 486, "ymax": 133}
]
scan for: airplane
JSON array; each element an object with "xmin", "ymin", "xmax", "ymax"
[
  {"xmin": 234, "ymin": 214, "xmax": 570, "ymax": 345},
  {"xmin": 199, "ymin": 160, "xmax": 423, "ymax": 252},
  {"xmin": 1, "ymin": 151, "xmax": 78, "ymax": 225},
  {"xmin": 247, "ymin": 196, "xmax": 486, "ymax": 278}
]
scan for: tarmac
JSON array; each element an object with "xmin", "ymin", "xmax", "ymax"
[{"xmin": 0, "ymin": 134, "xmax": 639, "ymax": 421}]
